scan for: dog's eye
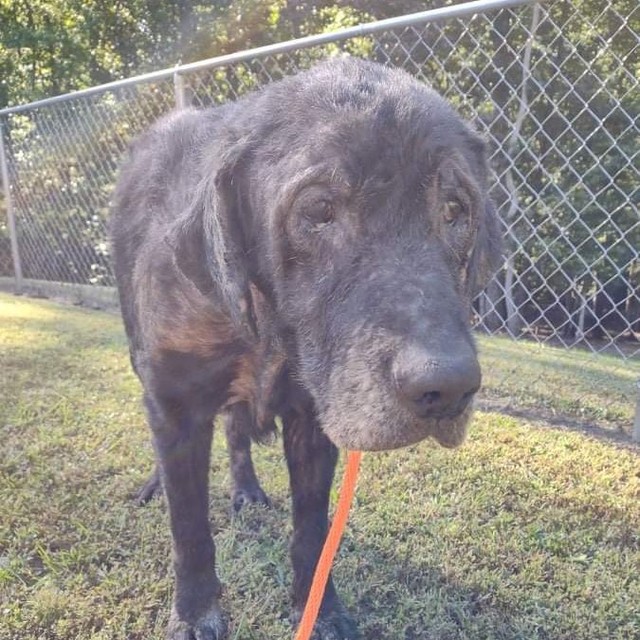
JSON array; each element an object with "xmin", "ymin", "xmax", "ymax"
[
  {"xmin": 443, "ymin": 200, "xmax": 466, "ymax": 226},
  {"xmin": 307, "ymin": 200, "xmax": 334, "ymax": 228}
]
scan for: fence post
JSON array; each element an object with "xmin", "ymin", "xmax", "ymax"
[
  {"xmin": 633, "ymin": 379, "xmax": 640, "ymax": 443},
  {"xmin": 174, "ymin": 71, "xmax": 188, "ymax": 109},
  {"xmin": 0, "ymin": 117, "xmax": 23, "ymax": 291}
]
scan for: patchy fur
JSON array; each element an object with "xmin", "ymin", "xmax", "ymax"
[{"xmin": 110, "ymin": 58, "xmax": 502, "ymax": 640}]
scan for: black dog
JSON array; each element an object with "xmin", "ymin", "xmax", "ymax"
[{"xmin": 111, "ymin": 57, "xmax": 501, "ymax": 639}]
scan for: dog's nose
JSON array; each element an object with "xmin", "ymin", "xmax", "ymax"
[{"xmin": 392, "ymin": 346, "xmax": 481, "ymax": 419}]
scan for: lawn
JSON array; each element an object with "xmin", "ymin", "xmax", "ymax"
[{"xmin": 0, "ymin": 292, "xmax": 638, "ymax": 640}]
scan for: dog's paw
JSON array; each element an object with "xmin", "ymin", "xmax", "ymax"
[
  {"xmin": 136, "ymin": 471, "xmax": 162, "ymax": 505},
  {"xmin": 293, "ymin": 604, "xmax": 360, "ymax": 640},
  {"xmin": 167, "ymin": 604, "xmax": 228, "ymax": 640},
  {"xmin": 232, "ymin": 486, "xmax": 271, "ymax": 512},
  {"xmin": 309, "ymin": 614, "xmax": 361, "ymax": 640}
]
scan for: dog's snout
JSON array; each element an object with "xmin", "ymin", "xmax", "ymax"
[{"xmin": 393, "ymin": 347, "xmax": 481, "ymax": 419}]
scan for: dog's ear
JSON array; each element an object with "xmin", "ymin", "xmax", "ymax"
[
  {"xmin": 168, "ymin": 211, "xmax": 215, "ymax": 295},
  {"xmin": 457, "ymin": 130, "xmax": 503, "ymax": 295},
  {"xmin": 166, "ymin": 144, "xmax": 257, "ymax": 336},
  {"xmin": 469, "ymin": 198, "xmax": 503, "ymax": 295}
]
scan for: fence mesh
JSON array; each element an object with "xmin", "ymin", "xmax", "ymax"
[{"xmin": 1, "ymin": 0, "xmax": 638, "ymax": 432}]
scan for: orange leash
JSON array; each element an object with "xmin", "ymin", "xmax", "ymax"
[{"xmin": 294, "ymin": 450, "xmax": 362, "ymax": 640}]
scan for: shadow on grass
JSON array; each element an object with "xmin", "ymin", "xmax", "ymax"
[
  {"xmin": 478, "ymin": 333, "xmax": 638, "ymax": 388},
  {"xmin": 478, "ymin": 334, "xmax": 639, "ymax": 431},
  {"xmin": 345, "ymin": 543, "xmax": 521, "ymax": 640},
  {"xmin": 476, "ymin": 402, "xmax": 639, "ymax": 450}
]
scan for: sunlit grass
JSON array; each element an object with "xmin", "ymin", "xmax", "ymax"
[
  {"xmin": 1, "ymin": 292, "xmax": 638, "ymax": 640},
  {"xmin": 478, "ymin": 334, "xmax": 639, "ymax": 428}
]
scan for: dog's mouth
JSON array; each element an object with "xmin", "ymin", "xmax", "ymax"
[
  {"xmin": 302, "ymin": 325, "xmax": 480, "ymax": 452},
  {"xmin": 319, "ymin": 390, "xmax": 475, "ymax": 452}
]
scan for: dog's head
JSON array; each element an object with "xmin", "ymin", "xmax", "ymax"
[{"xmin": 172, "ymin": 58, "xmax": 502, "ymax": 451}]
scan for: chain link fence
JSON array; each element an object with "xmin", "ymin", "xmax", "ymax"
[{"xmin": 1, "ymin": 0, "xmax": 638, "ymax": 436}]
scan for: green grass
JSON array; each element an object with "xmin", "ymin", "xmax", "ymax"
[
  {"xmin": 0, "ymin": 292, "xmax": 638, "ymax": 640},
  {"xmin": 478, "ymin": 334, "xmax": 639, "ymax": 429}
]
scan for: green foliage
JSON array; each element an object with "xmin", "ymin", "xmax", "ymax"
[
  {"xmin": 0, "ymin": 1, "xmax": 378, "ymax": 110},
  {"xmin": 507, "ymin": 0, "xmax": 640, "ymax": 314},
  {"xmin": 0, "ymin": 1, "xmax": 377, "ymax": 282}
]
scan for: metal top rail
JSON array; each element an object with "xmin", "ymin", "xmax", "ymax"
[{"xmin": 0, "ymin": 0, "xmax": 535, "ymax": 117}]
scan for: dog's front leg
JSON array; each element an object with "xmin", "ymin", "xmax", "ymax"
[
  {"xmin": 283, "ymin": 402, "xmax": 360, "ymax": 639},
  {"xmin": 145, "ymin": 392, "xmax": 227, "ymax": 640}
]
